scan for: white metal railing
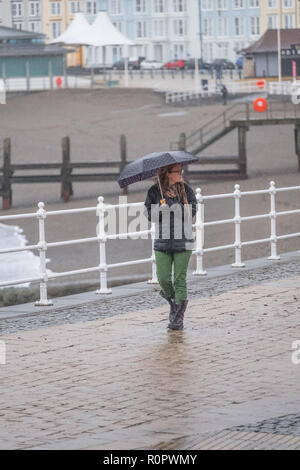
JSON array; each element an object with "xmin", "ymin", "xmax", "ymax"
[
  {"xmin": 268, "ymin": 80, "xmax": 300, "ymax": 95},
  {"xmin": 165, "ymin": 80, "xmax": 300, "ymax": 104},
  {"xmin": 192, "ymin": 181, "xmax": 300, "ymax": 275},
  {"xmin": 2, "ymin": 75, "xmax": 93, "ymax": 92},
  {"xmin": 2, "ymin": 74, "xmax": 298, "ymax": 96},
  {"xmin": 0, "ymin": 181, "xmax": 300, "ymax": 305},
  {"xmin": 165, "ymin": 80, "xmax": 264, "ymax": 103},
  {"xmin": 0, "ymin": 198, "xmax": 156, "ymax": 305}
]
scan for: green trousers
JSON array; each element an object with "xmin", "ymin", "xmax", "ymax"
[{"xmin": 155, "ymin": 250, "xmax": 192, "ymax": 304}]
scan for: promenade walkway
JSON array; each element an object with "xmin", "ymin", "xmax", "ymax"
[{"xmin": 0, "ymin": 255, "xmax": 300, "ymax": 450}]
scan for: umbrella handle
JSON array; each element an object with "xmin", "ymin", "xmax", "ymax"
[{"xmin": 157, "ymin": 173, "xmax": 164, "ymax": 202}]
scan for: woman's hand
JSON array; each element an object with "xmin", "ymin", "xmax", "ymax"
[{"xmin": 160, "ymin": 198, "xmax": 167, "ymax": 206}]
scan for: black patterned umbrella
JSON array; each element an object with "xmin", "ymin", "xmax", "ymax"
[{"xmin": 118, "ymin": 151, "xmax": 198, "ymax": 196}]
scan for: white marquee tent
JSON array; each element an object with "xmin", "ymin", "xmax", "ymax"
[
  {"xmin": 51, "ymin": 12, "xmax": 90, "ymax": 45},
  {"xmin": 71, "ymin": 12, "xmax": 134, "ymax": 48},
  {"xmin": 50, "ymin": 12, "xmax": 90, "ymax": 68},
  {"xmin": 50, "ymin": 12, "xmax": 134, "ymax": 85}
]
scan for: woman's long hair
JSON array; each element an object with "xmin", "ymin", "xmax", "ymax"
[
  {"xmin": 155, "ymin": 164, "xmax": 187, "ymax": 203},
  {"xmin": 155, "ymin": 164, "xmax": 190, "ymax": 221}
]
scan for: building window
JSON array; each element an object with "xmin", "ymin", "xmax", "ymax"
[
  {"xmin": 29, "ymin": 1, "xmax": 40, "ymax": 17},
  {"xmin": 135, "ymin": 0, "xmax": 146, "ymax": 13},
  {"xmin": 51, "ymin": 21, "xmax": 62, "ymax": 38},
  {"xmin": 173, "ymin": 43, "xmax": 185, "ymax": 59},
  {"xmin": 284, "ymin": 14, "xmax": 295, "ymax": 28},
  {"xmin": 203, "ymin": 18, "xmax": 213, "ymax": 37},
  {"xmin": 153, "ymin": 19, "xmax": 165, "ymax": 37},
  {"xmin": 202, "ymin": 0, "xmax": 213, "ymax": 9},
  {"xmin": 70, "ymin": 2, "xmax": 81, "ymax": 14},
  {"xmin": 136, "ymin": 21, "xmax": 147, "ymax": 38},
  {"xmin": 233, "ymin": 0, "xmax": 244, "ymax": 9},
  {"xmin": 249, "ymin": 0, "xmax": 259, "ymax": 6},
  {"xmin": 109, "ymin": 0, "xmax": 122, "ymax": 15},
  {"xmin": 153, "ymin": 0, "xmax": 165, "ymax": 13},
  {"xmin": 217, "ymin": 42, "xmax": 229, "ymax": 59},
  {"xmin": 283, "ymin": 0, "xmax": 294, "ymax": 7},
  {"xmin": 217, "ymin": 0, "xmax": 227, "ymax": 9},
  {"xmin": 267, "ymin": 14, "xmax": 278, "ymax": 28},
  {"xmin": 250, "ymin": 16, "xmax": 260, "ymax": 35},
  {"xmin": 86, "ymin": 1, "xmax": 97, "ymax": 14},
  {"xmin": 234, "ymin": 17, "xmax": 244, "ymax": 35},
  {"xmin": 203, "ymin": 43, "xmax": 213, "ymax": 62},
  {"xmin": 173, "ymin": 19, "xmax": 186, "ymax": 36},
  {"xmin": 12, "ymin": 2, "xmax": 23, "ymax": 17},
  {"xmin": 50, "ymin": 2, "xmax": 61, "ymax": 16},
  {"xmin": 173, "ymin": 0, "xmax": 187, "ymax": 13},
  {"xmin": 218, "ymin": 17, "xmax": 228, "ymax": 36},
  {"xmin": 267, "ymin": 0, "xmax": 278, "ymax": 7}
]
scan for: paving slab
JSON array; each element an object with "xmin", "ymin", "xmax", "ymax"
[
  {"xmin": 1, "ymin": 250, "xmax": 300, "ymax": 334},
  {"xmin": 0, "ymin": 271, "xmax": 300, "ymax": 449}
]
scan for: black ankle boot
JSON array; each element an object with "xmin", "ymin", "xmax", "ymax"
[
  {"xmin": 159, "ymin": 290, "xmax": 176, "ymax": 325},
  {"xmin": 168, "ymin": 300, "xmax": 188, "ymax": 331}
]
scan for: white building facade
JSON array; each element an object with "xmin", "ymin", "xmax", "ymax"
[
  {"xmin": 201, "ymin": 0, "xmax": 260, "ymax": 63},
  {"xmin": 82, "ymin": 0, "xmax": 260, "ymax": 66},
  {"xmin": 11, "ymin": 0, "xmax": 43, "ymax": 32},
  {"xmin": 83, "ymin": 0, "xmax": 200, "ymax": 65},
  {"xmin": 0, "ymin": 1, "xmax": 12, "ymax": 27},
  {"xmin": 3, "ymin": 1, "xmax": 261, "ymax": 66}
]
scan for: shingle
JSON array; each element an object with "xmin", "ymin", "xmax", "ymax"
[
  {"xmin": 0, "ymin": 25, "xmax": 45, "ymax": 41},
  {"xmin": 244, "ymin": 28, "xmax": 300, "ymax": 54},
  {"xmin": 0, "ymin": 44, "xmax": 70, "ymax": 57}
]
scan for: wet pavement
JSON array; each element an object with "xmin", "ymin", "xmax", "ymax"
[
  {"xmin": 0, "ymin": 259, "xmax": 300, "ymax": 450},
  {"xmin": 1, "ymin": 254, "xmax": 300, "ymax": 335}
]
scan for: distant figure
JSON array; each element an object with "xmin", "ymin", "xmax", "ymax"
[{"xmin": 220, "ymin": 84, "xmax": 228, "ymax": 105}]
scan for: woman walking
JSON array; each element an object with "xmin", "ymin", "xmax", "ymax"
[{"xmin": 144, "ymin": 163, "xmax": 197, "ymax": 331}]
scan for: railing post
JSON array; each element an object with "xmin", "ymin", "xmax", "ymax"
[
  {"xmin": 26, "ymin": 61, "xmax": 30, "ymax": 92},
  {"xmin": 193, "ymin": 188, "xmax": 207, "ymax": 276},
  {"xmin": 223, "ymin": 111, "xmax": 226, "ymax": 128},
  {"xmin": 232, "ymin": 184, "xmax": 245, "ymax": 268},
  {"xmin": 120, "ymin": 134, "xmax": 128, "ymax": 195},
  {"xmin": 35, "ymin": 202, "xmax": 53, "ymax": 306},
  {"xmin": 2, "ymin": 63, "xmax": 6, "ymax": 84},
  {"xmin": 246, "ymin": 102, "xmax": 250, "ymax": 120},
  {"xmin": 148, "ymin": 222, "xmax": 159, "ymax": 284},
  {"xmin": 268, "ymin": 181, "xmax": 280, "ymax": 260},
  {"xmin": 63, "ymin": 55, "xmax": 68, "ymax": 89},
  {"xmin": 96, "ymin": 196, "xmax": 112, "ymax": 294},
  {"xmin": 200, "ymin": 128, "xmax": 203, "ymax": 145},
  {"xmin": 179, "ymin": 132, "xmax": 186, "ymax": 151},
  {"xmin": 2, "ymin": 138, "xmax": 12, "ymax": 210},
  {"xmin": 48, "ymin": 61, "xmax": 53, "ymax": 90},
  {"xmin": 61, "ymin": 136, "xmax": 73, "ymax": 202},
  {"xmin": 238, "ymin": 125, "xmax": 248, "ymax": 178}
]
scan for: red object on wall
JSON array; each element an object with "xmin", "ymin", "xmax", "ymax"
[
  {"xmin": 253, "ymin": 97, "xmax": 268, "ymax": 112},
  {"xmin": 256, "ymin": 79, "xmax": 265, "ymax": 89},
  {"xmin": 293, "ymin": 60, "xmax": 296, "ymax": 80},
  {"xmin": 56, "ymin": 77, "xmax": 62, "ymax": 87}
]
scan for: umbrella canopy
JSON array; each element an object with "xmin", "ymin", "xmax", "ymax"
[
  {"xmin": 118, "ymin": 151, "xmax": 198, "ymax": 189},
  {"xmin": 66, "ymin": 12, "xmax": 134, "ymax": 47},
  {"xmin": 50, "ymin": 13, "xmax": 90, "ymax": 45}
]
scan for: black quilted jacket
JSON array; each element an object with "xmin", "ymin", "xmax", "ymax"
[{"xmin": 144, "ymin": 182, "xmax": 197, "ymax": 252}]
